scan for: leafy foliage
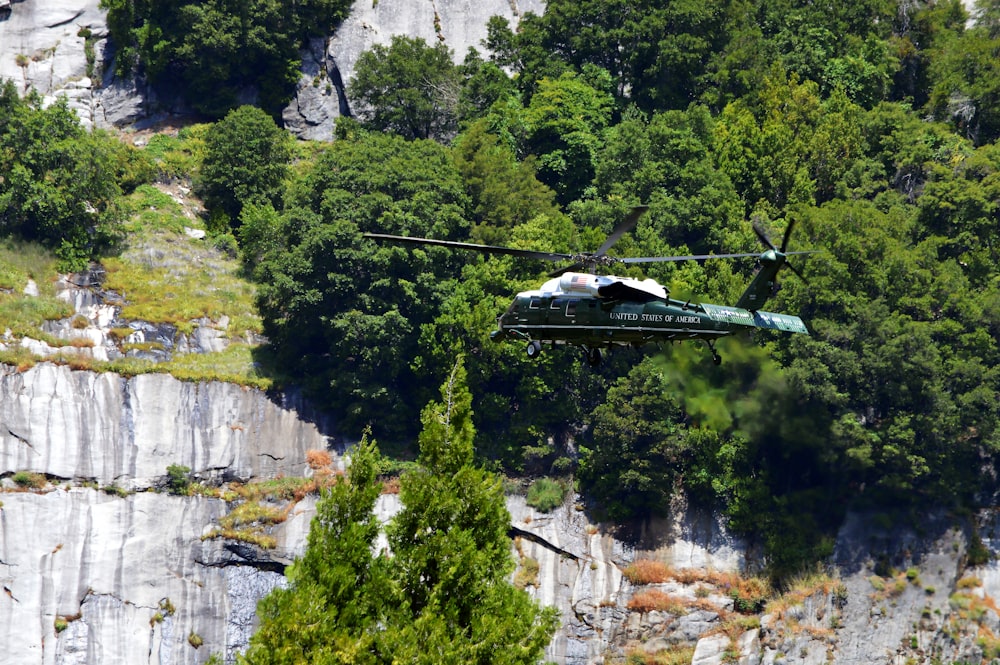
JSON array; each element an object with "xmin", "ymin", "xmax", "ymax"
[
  {"xmin": 100, "ymin": 0, "xmax": 353, "ymax": 117},
  {"xmin": 243, "ymin": 362, "xmax": 559, "ymax": 664},
  {"xmin": 199, "ymin": 106, "xmax": 291, "ymax": 226},
  {"xmin": 349, "ymin": 36, "xmax": 462, "ymax": 141},
  {"xmin": 526, "ymin": 477, "xmax": 568, "ymax": 512},
  {"xmin": 250, "ymin": 130, "xmax": 470, "ymax": 436},
  {"xmin": 0, "ymin": 81, "xmax": 144, "ymax": 269}
]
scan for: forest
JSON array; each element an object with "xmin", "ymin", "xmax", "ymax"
[{"xmin": 3, "ymin": 0, "xmax": 1000, "ymax": 584}]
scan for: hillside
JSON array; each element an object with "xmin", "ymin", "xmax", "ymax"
[{"xmin": 5, "ymin": 0, "xmax": 1000, "ymax": 664}]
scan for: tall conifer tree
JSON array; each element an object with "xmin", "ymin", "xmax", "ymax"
[{"xmin": 243, "ymin": 358, "xmax": 558, "ymax": 664}]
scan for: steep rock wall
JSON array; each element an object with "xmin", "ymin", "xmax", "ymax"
[
  {"xmin": 0, "ymin": 0, "xmax": 543, "ymax": 137},
  {"xmin": 0, "ymin": 364, "xmax": 332, "ymax": 489},
  {"xmin": 0, "ymin": 489, "xmax": 316, "ymax": 665}
]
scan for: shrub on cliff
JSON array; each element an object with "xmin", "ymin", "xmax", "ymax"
[{"xmin": 0, "ymin": 80, "xmax": 145, "ymax": 269}]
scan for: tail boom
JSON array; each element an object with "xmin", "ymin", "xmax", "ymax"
[{"xmin": 701, "ymin": 303, "xmax": 809, "ymax": 335}]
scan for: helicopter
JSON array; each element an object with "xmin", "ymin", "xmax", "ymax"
[{"xmin": 364, "ymin": 206, "xmax": 814, "ymax": 366}]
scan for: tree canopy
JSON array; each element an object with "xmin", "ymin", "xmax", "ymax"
[
  {"xmin": 100, "ymin": 0, "xmax": 354, "ymax": 118},
  {"xmin": 0, "ymin": 81, "xmax": 148, "ymax": 268},
  {"xmin": 242, "ymin": 360, "xmax": 559, "ymax": 664},
  {"xmin": 8, "ymin": 0, "xmax": 1000, "ymax": 580}
]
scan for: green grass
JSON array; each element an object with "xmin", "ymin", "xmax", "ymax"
[
  {"xmin": 121, "ymin": 185, "xmax": 191, "ymax": 235},
  {"xmin": 162, "ymin": 344, "xmax": 272, "ymax": 389},
  {"xmin": 0, "ymin": 238, "xmax": 61, "ymax": 293},
  {"xmin": 101, "ymin": 235, "xmax": 261, "ymax": 335},
  {"xmin": 0, "ymin": 295, "xmax": 75, "ymax": 335},
  {"xmin": 526, "ymin": 477, "xmax": 567, "ymax": 512},
  {"xmin": 0, "ymin": 240, "xmax": 72, "ymax": 335},
  {"xmin": 139, "ymin": 123, "xmax": 210, "ymax": 181}
]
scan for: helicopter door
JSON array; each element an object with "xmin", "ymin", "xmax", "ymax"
[
  {"xmin": 522, "ymin": 296, "xmax": 545, "ymax": 325},
  {"xmin": 569, "ymin": 299, "xmax": 595, "ymax": 325}
]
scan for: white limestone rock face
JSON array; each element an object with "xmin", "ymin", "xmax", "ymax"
[
  {"xmin": 0, "ymin": 363, "xmax": 332, "ymax": 489},
  {"xmin": 508, "ymin": 494, "xmax": 629, "ymax": 664},
  {"xmin": 0, "ymin": 0, "xmax": 109, "ymax": 127},
  {"xmin": 0, "ymin": 489, "xmax": 295, "ymax": 665},
  {"xmin": 330, "ymin": 0, "xmax": 545, "ymax": 95}
]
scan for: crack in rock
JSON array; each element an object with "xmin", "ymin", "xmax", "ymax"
[
  {"xmin": 46, "ymin": 10, "xmax": 84, "ymax": 29},
  {"xmin": 509, "ymin": 525, "xmax": 580, "ymax": 561},
  {"xmin": 5, "ymin": 426, "xmax": 36, "ymax": 452},
  {"xmin": 195, "ymin": 544, "xmax": 287, "ymax": 574}
]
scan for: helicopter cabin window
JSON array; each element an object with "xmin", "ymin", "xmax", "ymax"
[
  {"xmin": 529, "ymin": 297, "xmax": 543, "ymax": 309},
  {"xmin": 550, "ymin": 298, "xmax": 564, "ymax": 310},
  {"xmin": 566, "ymin": 300, "xmax": 579, "ymax": 317}
]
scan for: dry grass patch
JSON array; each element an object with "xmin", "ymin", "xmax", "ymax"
[
  {"xmin": 624, "ymin": 646, "xmax": 695, "ymax": 665},
  {"xmin": 623, "ymin": 559, "xmax": 673, "ymax": 585},
  {"xmin": 957, "ymin": 575, "xmax": 983, "ymax": 590},
  {"xmin": 621, "ymin": 562, "xmax": 772, "ymax": 614},
  {"xmin": 514, "ymin": 557, "xmax": 541, "ymax": 590},
  {"xmin": 306, "ymin": 449, "xmax": 332, "ymax": 470},
  {"xmin": 767, "ymin": 570, "xmax": 844, "ymax": 619},
  {"xmin": 627, "ymin": 589, "xmax": 688, "ymax": 614}
]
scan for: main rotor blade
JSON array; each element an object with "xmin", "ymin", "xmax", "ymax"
[
  {"xmin": 362, "ymin": 233, "xmax": 572, "ymax": 263},
  {"xmin": 781, "ymin": 218, "xmax": 796, "ymax": 252},
  {"xmin": 548, "ymin": 262, "xmax": 587, "ymax": 278},
  {"xmin": 752, "ymin": 221, "xmax": 777, "ymax": 252},
  {"xmin": 619, "ymin": 251, "xmax": 765, "ymax": 264},
  {"xmin": 593, "ymin": 205, "xmax": 649, "ymax": 258}
]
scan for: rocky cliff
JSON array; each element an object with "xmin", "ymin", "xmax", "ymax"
[
  {"xmin": 0, "ymin": 364, "xmax": 332, "ymax": 490},
  {"xmin": 0, "ymin": 0, "xmax": 543, "ymax": 138},
  {"xmin": 4, "ymin": 360, "xmax": 1000, "ymax": 665},
  {"xmin": 4, "ymin": 2, "xmax": 1000, "ymax": 664}
]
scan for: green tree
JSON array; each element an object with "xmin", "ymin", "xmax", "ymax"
[
  {"xmin": 253, "ymin": 130, "xmax": 470, "ymax": 437},
  {"xmin": 577, "ymin": 359, "xmax": 690, "ymax": 521},
  {"xmin": 200, "ymin": 106, "xmax": 292, "ymax": 228},
  {"xmin": 384, "ymin": 358, "xmax": 559, "ymax": 662},
  {"xmin": 451, "ymin": 119, "xmax": 561, "ymax": 244},
  {"xmin": 713, "ymin": 72, "xmax": 824, "ymax": 214},
  {"xmin": 592, "ymin": 106, "xmax": 745, "ymax": 257},
  {"xmin": 242, "ymin": 433, "xmax": 389, "ymax": 665},
  {"xmin": 101, "ymin": 0, "xmax": 352, "ymax": 117},
  {"xmin": 521, "ymin": 71, "xmax": 614, "ymax": 203},
  {"xmin": 494, "ymin": 0, "xmax": 734, "ymax": 111},
  {"xmin": 0, "ymin": 84, "xmax": 138, "ymax": 268},
  {"xmin": 456, "ymin": 48, "xmax": 518, "ymax": 125},
  {"xmin": 244, "ymin": 363, "xmax": 558, "ymax": 664},
  {"xmin": 349, "ymin": 35, "xmax": 462, "ymax": 141}
]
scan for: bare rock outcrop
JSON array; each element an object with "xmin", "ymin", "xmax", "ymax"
[
  {"xmin": 0, "ymin": 0, "xmax": 544, "ymax": 137},
  {"xmin": 0, "ymin": 363, "xmax": 332, "ymax": 489},
  {"xmin": 0, "ymin": 488, "xmax": 315, "ymax": 665}
]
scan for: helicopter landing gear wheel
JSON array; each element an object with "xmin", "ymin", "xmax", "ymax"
[
  {"xmin": 706, "ymin": 341, "xmax": 722, "ymax": 365},
  {"xmin": 526, "ymin": 340, "xmax": 542, "ymax": 359},
  {"xmin": 586, "ymin": 347, "xmax": 602, "ymax": 367}
]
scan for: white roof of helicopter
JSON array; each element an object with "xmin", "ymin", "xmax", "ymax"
[{"xmin": 524, "ymin": 272, "xmax": 668, "ymax": 301}]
